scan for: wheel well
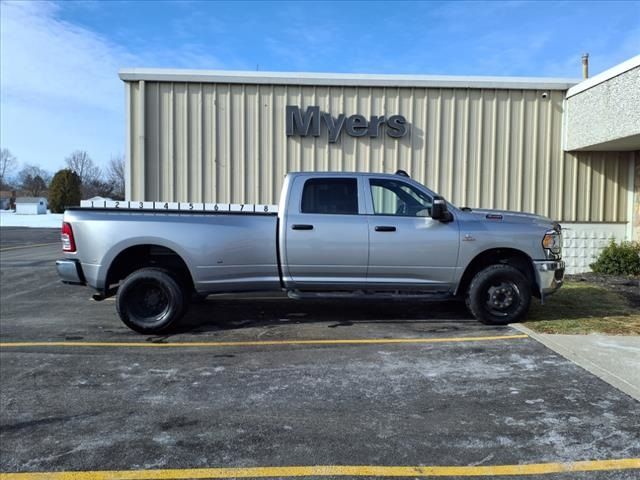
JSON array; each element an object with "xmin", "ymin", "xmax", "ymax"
[
  {"xmin": 456, "ymin": 248, "xmax": 538, "ymax": 298},
  {"xmin": 105, "ymin": 245, "xmax": 194, "ymax": 296}
]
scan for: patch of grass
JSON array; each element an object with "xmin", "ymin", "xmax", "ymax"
[{"xmin": 523, "ymin": 281, "xmax": 640, "ymax": 335}]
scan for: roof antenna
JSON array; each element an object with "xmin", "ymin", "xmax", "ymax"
[{"xmin": 395, "ymin": 169, "xmax": 410, "ymax": 177}]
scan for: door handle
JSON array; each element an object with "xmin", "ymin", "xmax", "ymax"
[
  {"xmin": 292, "ymin": 224, "xmax": 314, "ymax": 230},
  {"xmin": 375, "ymin": 226, "xmax": 396, "ymax": 232}
]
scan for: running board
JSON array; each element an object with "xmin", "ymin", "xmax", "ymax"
[{"xmin": 287, "ymin": 290, "xmax": 453, "ymax": 300}]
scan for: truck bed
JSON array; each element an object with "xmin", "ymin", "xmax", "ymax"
[{"xmin": 64, "ymin": 203, "xmax": 281, "ymax": 294}]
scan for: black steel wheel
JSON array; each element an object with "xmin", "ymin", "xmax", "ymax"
[
  {"xmin": 466, "ymin": 264, "xmax": 531, "ymax": 325},
  {"xmin": 116, "ymin": 268, "xmax": 186, "ymax": 334}
]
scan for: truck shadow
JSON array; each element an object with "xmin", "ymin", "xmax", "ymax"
[{"xmin": 174, "ymin": 296, "xmax": 484, "ymax": 335}]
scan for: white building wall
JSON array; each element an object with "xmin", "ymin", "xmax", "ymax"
[
  {"xmin": 562, "ymin": 223, "xmax": 628, "ymax": 274},
  {"xmin": 15, "ymin": 203, "xmax": 46, "ymax": 215},
  {"xmin": 565, "ymin": 57, "xmax": 640, "ymax": 151}
]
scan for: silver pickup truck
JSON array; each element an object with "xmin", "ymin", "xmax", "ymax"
[{"xmin": 57, "ymin": 171, "xmax": 564, "ymax": 333}]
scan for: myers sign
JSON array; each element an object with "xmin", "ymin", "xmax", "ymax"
[{"xmin": 286, "ymin": 106, "xmax": 408, "ymax": 143}]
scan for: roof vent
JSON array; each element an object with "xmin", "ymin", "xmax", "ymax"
[{"xmin": 582, "ymin": 53, "xmax": 589, "ymax": 79}]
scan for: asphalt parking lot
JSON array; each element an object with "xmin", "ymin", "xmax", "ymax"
[{"xmin": 1, "ymin": 227, "xmax": 639, "ymax": 479}]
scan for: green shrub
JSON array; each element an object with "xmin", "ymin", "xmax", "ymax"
[
  {"xmin": 49, "ymin": 169, "xmax": 82, "ymax": 213},
  {"xmin": 590, "ymin": 240, "xmax": 640, "ymax": 276}
]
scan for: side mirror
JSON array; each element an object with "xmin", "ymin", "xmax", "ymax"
[{"xmin": 431, "ymin": 196, "xmax": 453, "ymax": 223}]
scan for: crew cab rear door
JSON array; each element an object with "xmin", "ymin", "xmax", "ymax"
[
  {"xmin": 365, "ymin": 177, "xmax": 460, "ymax": 290},
  {"xmin": 282, "ymin": 175, "xmax": 369, "ymax": 289}
]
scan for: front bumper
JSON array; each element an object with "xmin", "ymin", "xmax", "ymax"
[
  {"xmin": 56, "ymin": 259, "xmax": 86, "ymax": 285},
  {"xmin": 533, "ymin": 260, "xmax": 565, "ymax": 300}
]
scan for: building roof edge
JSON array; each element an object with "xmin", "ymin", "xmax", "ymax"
[
  {"xmin": 567, "ymin": 55, "xmax": 640, "ymax": 98},
  {"xmin": 118, "ymin": 68, "xmax": 579, "ymax": 90}
]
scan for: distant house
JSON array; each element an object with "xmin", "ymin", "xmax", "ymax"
[
  {"xmin": 87, "ymin": 196, "xmax": 112, "ymax": 202},
  {"xmin": 15, "ymin": 197, "xmax": 47, "ymax": 215}
]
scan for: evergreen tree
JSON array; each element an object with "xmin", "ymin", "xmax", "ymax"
[{"xmin": 49, "ymin": 169, "xmax": 81, "ymax": 213}]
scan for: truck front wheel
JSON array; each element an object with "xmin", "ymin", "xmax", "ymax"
[
  {"xmin": 466, "ymin": 264, "xmax": 531, "ymax": 325},
  {"xmin": 116, "ymin": 268, "xmax": 186, "ymax": 334}
]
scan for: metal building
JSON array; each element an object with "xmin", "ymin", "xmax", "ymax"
[{"xmin": 119, "ymin": 56, "xmax": 640, "ymax": 273}]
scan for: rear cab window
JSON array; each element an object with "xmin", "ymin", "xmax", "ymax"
[{"xmin": 301, "ymin": 178, "xmax": 358, "ymax": 215}]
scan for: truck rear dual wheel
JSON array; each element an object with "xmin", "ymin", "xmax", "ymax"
[
  {"xmin": 116, "ymin": 268, "xmax": 187, "ymax": 334},
  {"xmin": 466, "ymin": 264, "xmax": 531, "ymax": 325}
]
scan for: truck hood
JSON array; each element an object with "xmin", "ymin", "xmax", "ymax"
[{"xmin": 461, "ymin": 208, "xmax": 558, "ymax": 229}]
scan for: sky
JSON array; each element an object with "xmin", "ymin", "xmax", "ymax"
[{"xmin": 1, "ymin": 0, "xmax": 639, "ymax": 175}]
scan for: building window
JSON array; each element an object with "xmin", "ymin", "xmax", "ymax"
[
  {"xmin": 370, "ymin": 178, "xmax": 432, "ymax": 217},
  {"xmin": 301, "ymin": 178, "xmax": 358, "ymax": 215}
]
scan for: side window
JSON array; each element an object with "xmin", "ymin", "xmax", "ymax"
[
  {"xmin": 301, "ymin": 178, "xmax": 358, "ymax": 215},
  {"xmin": 370, "ymin": 178, "xmax": 432, "ymax": 217}
]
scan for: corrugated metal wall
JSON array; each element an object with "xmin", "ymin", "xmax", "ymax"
[{"xmin": 126, "ymin": 81, "xmax": 632, "ymax": 222}]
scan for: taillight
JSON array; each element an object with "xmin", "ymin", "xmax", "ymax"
[{"xmin": 61, "ymin": 222, "xmax": 76, "ymax": 252}]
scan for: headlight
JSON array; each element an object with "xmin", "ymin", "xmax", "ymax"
[{"xmin": 542, "ymin": 230, "xmax": 562, "ymax": 255}]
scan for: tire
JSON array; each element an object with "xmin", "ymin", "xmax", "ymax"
[
  {"xmin": 116, "ymin": 268, "xmax": 186, "ymax": 334},
  {"xmin": 466, "ymin": 264, "xmax": 531, "ymax": 325}
]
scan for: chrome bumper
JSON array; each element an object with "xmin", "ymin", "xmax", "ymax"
[
  {"xmin": 533, "ymin": 260, "xmax": 565, "ymax": 301},
  {"xmin": 56, "ymin": 259, "xmax": 85, "ymax": 285}
]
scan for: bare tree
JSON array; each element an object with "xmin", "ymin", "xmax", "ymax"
[
  {"xmin": 0, "ymin": 148, "xmax": 18, "ymax": 189},
  {"xmin": 107, "ymin": 154, "xmax": 125, "ymax": 199},
  {"xmin": 83, "ymin": 179, "xmax": 116, "ymax": 199},
  {"xmin": 65, "ymin": 150, "xmax": 100, "ymax": 186},
  {"xmin": 17, "ymin": 165, "xmax": 51, "ymax": 197}
]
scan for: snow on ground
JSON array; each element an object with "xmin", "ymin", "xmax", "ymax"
[{"xmin": 0, "ymin": 210, "xmax": 63, "ymax": 228}]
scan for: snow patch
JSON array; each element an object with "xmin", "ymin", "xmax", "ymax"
[
  {"xmin": 152, "ymin": 432, "xmax": 176, "ymax": 446},
  {"xmin": 0, "ymin": 210, "xmax": 63, "ymax": 228}
]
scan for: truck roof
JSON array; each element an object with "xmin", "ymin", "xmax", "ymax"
[{"xmin": 286, "ymin": 171, "xmax": 410, "ymax": 179}]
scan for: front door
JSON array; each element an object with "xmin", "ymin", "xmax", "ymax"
[
  {"xmin": 366, "ymin": 177, "xmax": 460, "ymax": 290},
  {"xmin": 284, "ymin": 176, "xmax": 369, "ymax": 289}
]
